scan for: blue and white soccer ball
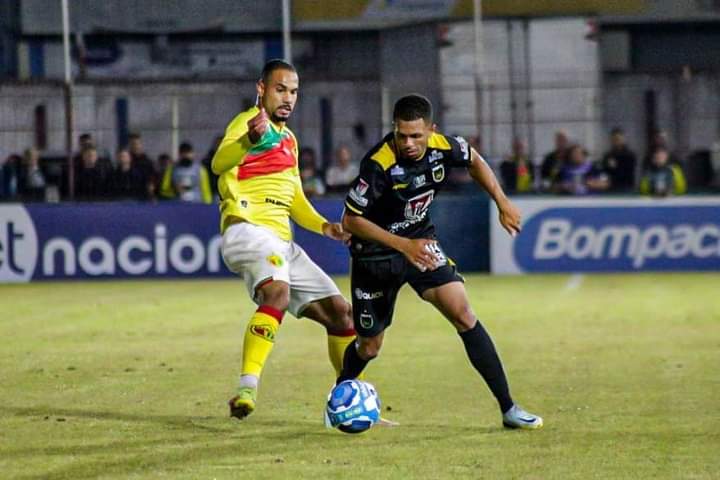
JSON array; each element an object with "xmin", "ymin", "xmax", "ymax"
[{"xmin": 325, "ymin": 379, "xmax": 381, "ymax": 434}]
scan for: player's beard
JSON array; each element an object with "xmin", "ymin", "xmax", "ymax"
[{"xmin": 271, "ymin": 105, "xmax": 293, "ymax": 124}]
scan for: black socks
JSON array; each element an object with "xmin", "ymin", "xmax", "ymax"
[
  {"xmin": 337, "ymin": 341, "xmax": 372, "ymax": 383},
  {"xmin": 459, "ymin": 321, "xmax": 514, "ymax": 413}
]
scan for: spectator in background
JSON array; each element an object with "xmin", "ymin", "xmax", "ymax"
[
  {"xmin": 643, "ymin": 129, "xmax": 680, "ymax": 170},
  {"xmin": 601, "ymin": 127, "xmax": 637, "ymax": 192},
  {"xmin": 202, "ymin": 135, "xmax": 223, "ymax": 198},
  {"xmin": 555, "ymin": 145, "xmax": 609, "ymax": 195},
  {"xmin": 299, "ymin": 147, "xmax": 319, "ymax": 170},
  {"xmin": 640, "ymin": 147, "xmax": 687, "ymax": 197},
  {"xmin": 18, "ymin": 147, "xmax": 46, "ymax": 201},
  {"xmin": 540, "ymin": 130, "xmax": 571, "ymax": 191},
  {"xmin": 299, "ymin": 147, "xmax": 325, "ymax": 197},
  {"xmin": 500, "ymin": 137, "xmax": 534, "ymax": 194},
  {"xmin": 325, "ymin": 145, "xmax": 358, "ymax": 193},
  {"xmin": 157, "ymin": 153, "xmax": 172, "ymax": 181},
  {"xmin": 112, "ymin": 148, "xmax": 147, "ymax": 201},
  {"xmin": 75, "ymin": 146, "xmax": 111, "ymax": 201},
  {"xmin": 128, "ymin": 132, "xmax": 158, "ymax": 199},
  {"xmin": 160, "ymin": 142, "xmax": 212, "ymax": 203},
  {"xmin": 1, "ymin": 154, "xmax": 20, "ymax": 200},
  {"xmin": 74, "ymin": 132, "xmax": 112, "ymax": 172}
]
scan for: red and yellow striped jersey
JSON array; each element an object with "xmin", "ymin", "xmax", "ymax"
[{"xmin": 212, "ymin": 106, "xmax": 327, "ymax": 241}]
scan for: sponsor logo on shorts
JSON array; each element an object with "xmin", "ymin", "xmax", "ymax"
[
  {"xmin": 250, "ymin": 324, "xmax": 276, "ymax": 342},
  {"xmin": 359, "ymin": 311, "xmax": 374, "ymax": 329},
  {"xmin": 266, "ymin": 253, "xmax": 284, "ymax": 267},
  {"xmin": 354, "ymin": 288, "xmax": 384, "ymax": 300}
]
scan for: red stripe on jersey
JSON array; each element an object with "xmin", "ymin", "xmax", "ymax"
[{"xmin": 237, "ymin": 135, "xmax": 296, "ymax": 180}]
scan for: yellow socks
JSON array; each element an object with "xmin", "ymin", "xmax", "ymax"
[
  {"xmin": 327, "ymin": 328, "xmax": 360, "ymax": 378},
  {"xmin": 241, "ymin": 305, "xmax": 283, "ymax": 378}
]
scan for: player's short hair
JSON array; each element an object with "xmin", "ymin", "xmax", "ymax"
[
  {"xmin": 179, "ymin": 142, "xmax": 193, "ymax": 153},
  {"xmin": 393, "ymin": 94, "xmax": 433, "ymax": 124},
  {"xmin": 261, "ymin": 59, "xmax": 296, "ymax": 84}
]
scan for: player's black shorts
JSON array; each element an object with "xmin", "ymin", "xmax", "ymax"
[{"xmin": 350, "ymin": 252, "xmax": 464, "ymax": 338}]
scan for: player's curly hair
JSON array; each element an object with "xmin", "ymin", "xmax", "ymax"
[
  {"xmin": 261, "ymin": 59, "xmax": 296, "ymax": 84},
  {"xmin": 393, "ymin": 94, "xmax": 433, "ymax": 123}
]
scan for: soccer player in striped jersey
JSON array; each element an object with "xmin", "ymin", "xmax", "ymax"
[{"xmin": 213, "ymin": 60, "xmax": 359, "ymax": 420}]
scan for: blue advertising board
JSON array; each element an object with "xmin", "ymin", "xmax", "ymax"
[
  {"xmin": 491, "ymin": 197, "xmax": 720, "ymax": 273},
  {"xmin": 0, "ymin": 196, "xmax": 492, "ymax": 283},
  {"xmin": 0, "ymin": 202, "xmax": 350, "ymax": 283}
]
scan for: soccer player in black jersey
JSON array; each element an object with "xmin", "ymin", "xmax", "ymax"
[{"xmin": 339, "ymin": 94, "xmax": 542, "ymax": 429}]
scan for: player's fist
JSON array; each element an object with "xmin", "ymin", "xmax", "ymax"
[
  {"xmin": 323, "ymin": 222, "xmax": 351, "ymax": 244},
  {"xmin": 400, "ymin": 238, "xmax": 442, "ymax": 272},
  {"xmin": 498, "ymin": 198, "xmax": 521, "ymax": 237},
  {"xmin": 247, "ymin": 107, "xmax": 269, "ymax": 144}
]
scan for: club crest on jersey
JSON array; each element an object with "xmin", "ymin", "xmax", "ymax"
[
  {"xmin": 349, "ymin": 178, "xmax": 369, "ymax": 206},
  {"xmin": 428, "ymin": 150, "xmax": 444, "ymax": 162},
  {"xmin": 404, "ymin": 190, "xmax": 434, "ymax": 221},
  {"xmin": 431, "ymin": 164, "xmax": 445, "ymax": 182}
]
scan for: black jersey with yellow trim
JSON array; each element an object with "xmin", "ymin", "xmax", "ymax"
[{"xmin": 344, "ymin": 131, "xmax": 472, "ymax": 257}]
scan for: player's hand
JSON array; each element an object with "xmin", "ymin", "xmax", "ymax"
[
  {"xmin": 246, "ymin": 107, "xmax": 269, "ymax": 144},
  {"xmin": 400, "ymin": 238, "xmax": 442, "ymax": 272},
  {"xmin": 497, "ymin": 199, "xmax": 521, "ymax": 237},
  {"xmin": 322, "ymin": 222, "xmax": 351, "ymax": 244}
]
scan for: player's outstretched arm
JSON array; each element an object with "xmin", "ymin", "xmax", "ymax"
[
  {"xmin": 342, "ymin": 212, "xmax": 440, "ymax": 271},
  {"xmin": 468, "ymin": 149, "xmax": 522, "ymax": 237},
  {"xmin": 290, "ymin": 180, "xmax": 349, "ymax": 243}
]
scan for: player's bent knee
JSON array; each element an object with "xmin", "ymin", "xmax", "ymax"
[{"xmin": 256, "ymin": 281, "xmax": 290, "ymax": 312}]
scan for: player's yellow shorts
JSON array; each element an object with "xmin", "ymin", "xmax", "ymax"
[{"xmin": 221, "ymin": 221, "xmax": 341, "ymax": 317}]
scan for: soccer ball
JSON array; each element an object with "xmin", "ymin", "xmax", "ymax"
[{"xmin": 325, "ymin": 379, "xmax": 381, "ymax": 434}]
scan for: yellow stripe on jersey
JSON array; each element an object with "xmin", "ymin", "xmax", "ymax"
[
  {"xmin": 370, "ymin": 142, "xmax": 397, "ymax": 171},
  {"xmin": 428, "ymin": 132, "xmax": 452, "ymax": 150},
  {"xmin": 345, "ymin": 202, "xmax": 363, "ymax": 215},
  {"xmin": 213, "ymin": 106, "xmax": 328, "ymax": 240}
]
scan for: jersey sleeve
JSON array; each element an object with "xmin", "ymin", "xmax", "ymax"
[
  {"xmin": 446, "ymin": 135, "xmax": 472, "ymax": 168},
  {"xmin": 343, "ymin": 159, "xmax": 387, "ymax": 216},
  {"xmin": 290, "ymin": 176, "xmax": 328, "ymax": 235}
]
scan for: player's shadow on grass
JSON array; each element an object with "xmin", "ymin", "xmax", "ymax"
[
  {"xmin": 3, "ymin": 405, "xmax": 228, "ymax": 433},
  {"xmin": 5, "ymin": 406, "xmax": 497, "ymax": 479}
]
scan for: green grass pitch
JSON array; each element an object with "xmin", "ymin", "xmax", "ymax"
[{"xmin": 1, "ymin": 273, "xmax": 719, "ymax": 479}]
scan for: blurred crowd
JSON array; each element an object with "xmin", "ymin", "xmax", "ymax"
[
  {"xmin": 1, "ymin": 127, "xmax": 718, "ymax": 203},
  {"xmin": 490, "ymin": 127, "xmax": 719, "ymax": 197}
]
